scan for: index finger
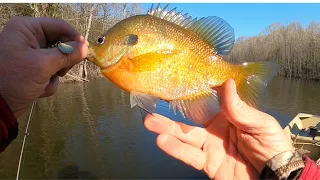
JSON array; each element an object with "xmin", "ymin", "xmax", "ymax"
[
  {"xmin": 144, "ymin": 113, "xmax": 207, "ymax": 148},
  {"xmin": 37, "ymin": 17, "xmax": 83, "ymax": 44},
  {"xmin": 156, "ymin": 134, "xmax": 206, "ymax": 171}
]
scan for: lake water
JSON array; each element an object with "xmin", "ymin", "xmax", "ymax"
[{"xmin": 0, "ymin": 76, "xmax": 319, "ymax": 179}]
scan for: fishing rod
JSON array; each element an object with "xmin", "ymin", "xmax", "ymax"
[{"xmin": 16, "ymin": 101, "xmax": 36, "ymax": 180}]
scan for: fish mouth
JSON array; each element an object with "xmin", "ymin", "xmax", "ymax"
[
  {"xmin": 107, "ymin": 46, "xmax": 130, "ymax": 67},
  {"xmin": 87, "ymin": 47, "xmax": 96, "ymax": 63},
  {"xmin": 86, "ymin": 46, "xmax": 109, "ymax": 69},
  {"xmin": 87, "ymin": 46, "xmax": 130, "ymax": 69}
]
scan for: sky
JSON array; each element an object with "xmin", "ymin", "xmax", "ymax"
[{"xmin": 141, "ymin": 3, "xmax": 320, "ymax": 40}]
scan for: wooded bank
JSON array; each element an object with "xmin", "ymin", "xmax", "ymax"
[
  {"xmin": 227, "ymin": 22, "xmax": 320, "ymax": 81},
  {"xmin": 1, "ymin": 4, "xmax": 319, "ymax": 81}
]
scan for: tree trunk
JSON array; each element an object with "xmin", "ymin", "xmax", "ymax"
[
  {"xmin": 123, "ymin": 3, "xmax": 127, "ymax": 19},
  {"xmin": 80, "ymin": 3, "xmax": 97, "ymax": 79},
  {"xmin": 30, "ymin": 3, "xmax": 40, "ymax": 17}
]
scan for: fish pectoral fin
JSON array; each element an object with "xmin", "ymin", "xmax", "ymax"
[
  {"xmin": 169, "ymin": 89, "xmax": 221, "ymax": 125},
  {"xmin": 130, "ymin": 91, "xmax": 159, "ymax": 114}
]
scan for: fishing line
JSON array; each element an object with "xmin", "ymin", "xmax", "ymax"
[
  {"xmin": 15, "ymin": 42, "xmax": 73, "ymax": 179},
  {"xmin": 16, "ymin": 100, "xmax": 36, "ymax": 180}
]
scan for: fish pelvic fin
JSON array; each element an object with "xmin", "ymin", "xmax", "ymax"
[
  {"xmin": 237, "ymin": 61, "xmax": 279, "ymax": 108},
  {"xmin": 147, "ymin": 4, "xmax": 235, "ymax": 55},
  {"xmin": 130, "ymin": 91, "xmax": 159, "ymax": 114},
  {"xmin": 169, "ymin": 89, "xmax": 221, "ymax": 125},
  {"xmin": 130, "ymin": 92, "xmax": 159, "ymax": 121}
]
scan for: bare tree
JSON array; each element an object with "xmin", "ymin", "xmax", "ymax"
[
  {"xmin": 79, "ymin": 3, "xmax": 97, "ymax": 79},
  {"xmin": 228, "ymin": 21, "xmax": 320, "ymax": 81}
]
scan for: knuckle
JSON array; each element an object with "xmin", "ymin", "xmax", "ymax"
[
  {"xmin": 8, "ymin": 16, "xmax": 30, "ymax": 25},
  {"xmin": 35, "ymin": 61, "xmax": 49, "ymax": 78},
  {"xmin": 33, "ymin": 52, "xmax": 53, "ymax": 76},
  {"xmin": 61, "ymin": 20, "xmax": 70, "ymax": 28},
  {"xmin": 169, "ymin": 121, "xmax": 177, "ymax": 134},
  {"xmin": 9, "ymin": 16, "xmax": 23, "ymax": 22},
  {"xmin": 191, "ymin": 151, "xmax": 204, "ymax": 170},
  {"xmin": 236, "ymin": 99, "xmax": 249, "ymax": 112},
  {"xmin": 55, "ymin": 18, "xmax": 69, "ymax": 29},
  {"xmin": 5, "ymin": 16, "xmax": 22, "ymax": 27},
  {"xmin": 62, "ymin": 53, "xmax": 72, "ymax": 67},
  {"xmin": 204, "ymin": 164, "xmax": 218, "ymax": 178},
  {"xmin": 156, "ymin": 134, "xmax": 167, "ymax": 149},
  {"xmin": 34, "ymin": 53, "xmax": 47, "ymax": 68}
]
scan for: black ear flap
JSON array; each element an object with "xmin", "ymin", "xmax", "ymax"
[{"xmin": 125, "ymin": 34, "xmax": 138, "ymax": 46}]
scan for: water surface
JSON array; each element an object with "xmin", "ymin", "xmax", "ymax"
[{"xmin": 0, "ymin": 76, "xmax": 319, "ymax": 179}]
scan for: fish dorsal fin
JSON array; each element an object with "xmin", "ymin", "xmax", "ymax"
[
  {"xmin": 148, "ymin": 4, "xmax": 197, "ymax": 28},
  {"xmin": 188, "ymin": 16, "xmax": 235, "ymax": 55},
  {"xmin": 147, "ymin": 4, "xmax": 235, "ymax": 55}
]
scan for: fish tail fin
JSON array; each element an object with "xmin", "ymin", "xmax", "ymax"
[{"xmin": 236, "ymin": 61, "xmax": 279, "ymax": 108}]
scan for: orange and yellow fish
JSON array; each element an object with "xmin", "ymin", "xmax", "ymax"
[{"xmin": 87, "ymin": 4, "xmax": 278, "ymax": 124}]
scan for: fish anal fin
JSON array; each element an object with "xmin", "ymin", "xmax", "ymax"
[
  {"xmin": 130, "ymin": 91, "xmax": 159, "ymax": 114},
  {"xmin": 169, "ymin": 90, "xmax": 221, "ymax": 125}
]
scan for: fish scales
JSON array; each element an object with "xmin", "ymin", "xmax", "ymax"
[
  {"xmin": 88, "ymin": 4, "xmax": 278, "ymax": 124},
  {"xmin": 114, "ymin": 15, "xmax": 234, "ymax": 100}
]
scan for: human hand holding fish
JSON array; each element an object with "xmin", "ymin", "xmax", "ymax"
[
  {"xmin": 0, "ymin": 16, "xmax": 88, "ymax": 118},
  {"xmin": 144, "ymin": 79, "xmax": 294, "ymax": 179}
]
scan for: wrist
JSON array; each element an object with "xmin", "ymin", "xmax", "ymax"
[
  {"xmin": 260, "ymin": 150, "xmax": 305, "ymax": 179},
  {"xmin": 0, "ymin": 93, "xmax": 19, "ymax": 119},
  {"xmin": 0, "ymin": 93, "xmax": 25, "ymax": 119},
  {"xmin": 0, "ymin": 93, "xmax": 19, "ymax": 152}
]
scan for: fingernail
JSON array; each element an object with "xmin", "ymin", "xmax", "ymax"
[
  {"xmin": 145, "ymin": 115, "xmax": 165, "ymax": 132},
  {"xmin": 157, "ymin": 134, "xmax": 170, "ymax": 147},
  {"xmin": 145, "ymin": 116, "xmax": 157, "ymax": 127},
  {"xmin": 79, "ymin": 35, "xmax": 85, "ymax": 42},
  {"xmin": 58, "ymin": 42, "xmax": 74, "ymax": 54}
]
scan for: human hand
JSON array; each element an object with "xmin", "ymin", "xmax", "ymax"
[
  {"xmin": 144, "ymin": 79, "xmax": 294, "ymax": 179},
  {"xmin": 0, "ymin": 16, "xmax": 88, "ymax": 118}
]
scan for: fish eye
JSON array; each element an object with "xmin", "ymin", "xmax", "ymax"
[{"xmin": 96, "ymin": 36, "xmax": 105, "ymax": 45}]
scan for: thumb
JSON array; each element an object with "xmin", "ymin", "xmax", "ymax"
[
  {"xmin": 221, "ymin": 79, "xmax": 278, "ymax": 132},
  {"xmin": 39, "ymin": 41, "xmax": 88, "ymax": 75}
]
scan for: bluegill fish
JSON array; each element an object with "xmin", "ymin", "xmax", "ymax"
[{"xmin": 87, "ymin": 4, "xmax": 278, "ymax": 124}]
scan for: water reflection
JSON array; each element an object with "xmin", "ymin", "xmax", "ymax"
[
  {"xmin": 57, "ymin": 164, "xmax": 98, "ymax": 179},
  {"xmin": 265, "ymin": 76, "xmax": 320, "ymax": 127},
  {"xmin": 0, "ymin": 76, "xmax": 319, "ymax": 179}
]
